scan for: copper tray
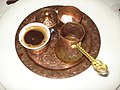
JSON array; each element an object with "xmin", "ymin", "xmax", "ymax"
[{"xmin": 15, "ymin": 6, "xmax": 101, "ymax": 78}]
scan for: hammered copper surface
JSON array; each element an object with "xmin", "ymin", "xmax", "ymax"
[{"xmin": 15, "ymin": 6, "xmax": 101, "ymax": 78}]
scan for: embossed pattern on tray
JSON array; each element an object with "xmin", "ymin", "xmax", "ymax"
[{"xmin": 15, "ymin": 6, "xmax": 101, "ymax": 78}]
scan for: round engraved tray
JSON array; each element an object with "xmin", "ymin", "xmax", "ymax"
[{"xmin": 15, "ymin": 6, "xmax": 100, "ymax": 78}]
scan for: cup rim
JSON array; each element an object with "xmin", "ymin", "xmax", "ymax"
[{"xmin": 19, "ymin": 22, "xmax": 50, "ymax": 50}]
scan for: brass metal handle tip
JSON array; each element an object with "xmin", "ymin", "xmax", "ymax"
[{"xmin": 72, "ymin": 43, "xmax": 109, "ymax": 76}]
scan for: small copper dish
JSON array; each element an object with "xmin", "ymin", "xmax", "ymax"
[{"xmin": 58, "ymin": 6, "xmax": 83, "ymax": 24}]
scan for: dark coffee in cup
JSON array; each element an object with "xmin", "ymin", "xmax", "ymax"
[
  {"xmin": 23, "ymin": 26, "xmax": 49, "ymax": 48},
  {"xmin": 19, "ymin": 22, "xmax": 50, "ymax": 50},
  {"xmin": 24, "ymin": 29, "xmax": 44, "ymax": 46}
]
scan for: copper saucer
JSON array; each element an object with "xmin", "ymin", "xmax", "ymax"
[{"xmin": 15, "ymin": 6, "xmax": 101, "ymax": 78}]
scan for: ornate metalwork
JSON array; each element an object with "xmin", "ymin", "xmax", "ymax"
[{"xmin": 15, "ymin": 6, "xmax": 101, "ymax": 78}]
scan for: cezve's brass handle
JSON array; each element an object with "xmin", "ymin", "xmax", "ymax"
[{"xmin": 72, "ymin": 43, "xmax": 109, "ymax": 76}]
